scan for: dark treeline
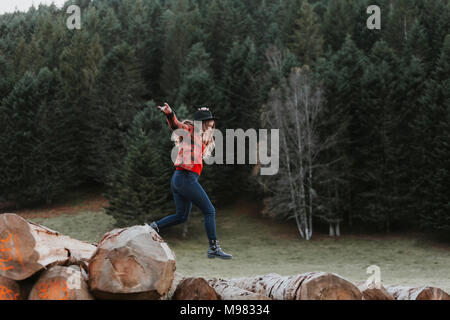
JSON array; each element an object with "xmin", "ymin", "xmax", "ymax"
[{"xmin": 0, "ymin": 0, "xmax": 448, "ymax": 236}]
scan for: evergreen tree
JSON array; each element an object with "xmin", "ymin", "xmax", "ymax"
[
  {"xmin": 314, "ymin": 36, "xmax": 366, "ymax": 231},
  {"xmin": 160, "ymin": 0, "xmax": 198, "ymax": 101},
  {"xmin": 35, "ymin": 13, "xmax": 70, "ymax": 70},
  {"xmin": 220, "ymin": 37, "xmax": 260, "ymax": 130},
  {"xmin": 414, "ymin": 0, "xmax": 450, "ymax": 73},
  {"xmin": 0, "ymin": 68, "xmax": 76, "ymax": 206},
  {"xmin": 351, "ymin": 0, "xmax": 382, "ymax": 53},
  {"xmin": 322, "ymin": 0, "xmax": 356, "ymax": 51},
  {"xmin": 176, "ymin": 41, "xmax": 220, "ymax": 108},
  {"xmin": 58, "ymin": 30, "xmax": 104, "ymax": 184},
  {"xmin": 0, "ymin": 55, "xmax": 10, "ymax": 101},
  {"xmin": 391, "ymin": 56, "xmax": 427, "ymax": 227},
  {"xmin": 383, "ymin": 0, "xmax": 420, "ymax": 53},
  {"xmin": 275, "ymin": 0, "xmax": 304, "ymax": 48},
  {"xmin": 288, "ymin": 0, "xmax": 324, "ymax": 66},
  {"xmin": 358, "ymin": 40, "xmax": 403, "ymax": 232},
  {"xmin": 211, "ymin": 37, "xmax": 263, "ymax": 205},
  {"xmin": 406, "ymin": 20, "xmax": 429, "ymax": 63},
  {"xmin": 12, "ymin": 36, "xmax": 44, "ymax": 80},
  {"xmin": 87, "ymin": 42, "xmax": 146, "ymax": 184},
  {"xmin": 104, "ymin": 103, "xmax": 174, "ymax": 227},
  {"xmin": 141, "ymin": 0, "xmax": 165, "ymax": 101},
  {"xmin": 414, "ymin": 34, "xmax": 450, "ymax": 233}
]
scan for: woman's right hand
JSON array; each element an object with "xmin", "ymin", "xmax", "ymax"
[{"xmin": 157, "ymin": 102, "xmax": 172, "ymax": 115}]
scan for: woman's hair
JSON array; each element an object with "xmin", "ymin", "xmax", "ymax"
[{"xmin": 171, "ymin": 118, "xmax": 216, "ymax": 160}]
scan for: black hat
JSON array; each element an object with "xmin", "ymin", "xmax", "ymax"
[{"xmin": 194, "ymin": 107, "xmax": 219, "ymax": 121}]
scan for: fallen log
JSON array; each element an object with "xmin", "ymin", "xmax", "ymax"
[
  {"xmin": 88, "ymin": 224, "xmax": 176, "ymax": 300},
  {"xmin": 208, "ymin": 278, "xmax": 271, "ymax": 300},
  {"xmin": 356, "ymin": 281, "xmax": 394, "ymax": 300},
  {"xmin": 17, "ymin": 271, "xmax": 42, "ymax": 300},
  {"xmin": 226, "ymin": 272, "xmax": 362, "ymax": 300},
  {"xmin": 160, "ymin": 272, "xmax": 185, "ymax": 300},
  {"xmin": 386, "ymin": 285, "xmax": 450, "ymax": 300},
  {"xmin": 0, "ymin": 213, "xmax": 97, "ymax": 280},
  {"xmin": 28, "ymin": 265, "xmax": 94, "ymax": 300},
  {"xmin": 173, "ymin": 277, "xmax": 220, "ymax": 300},
  {"xmin": 0, "ymin": 275, "xmax": 21, "ymax": 300}
]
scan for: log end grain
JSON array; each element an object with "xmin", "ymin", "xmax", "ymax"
[
  {"xmin": 28, "ymin": 265, "xmax": 94, "ymax": 300},
  {"xmin": 88, "ymin": 224, "xmax": 176, "ymax": 300},
  {"xmin": 297, "ymin": 272, "xmax": 363, "ymax": 300},
  {"xmin": 173, "ymin": 277, "xmax": 220, "ymax": 300},
  {"xmin": 0, "ymin": 275, "xmax": 22, "ymax": 300},
  {"xmin": 356, "ymin": 281, "xmax": 395, "ymax": 300}
]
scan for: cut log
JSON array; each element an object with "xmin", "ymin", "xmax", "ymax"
[
  {"xmin": 0, "ymin": 275, "xmax": 21, "ymax": 300},
  {"xmin": 0, "ymin": 213, "xmax": 97, "ymax": 280},
  {"xmin": 386, "ymin": 285, "xmax": 450, "ymax": 300},
  {"xmin": 208, "ymin": 278, "xmax": 271, "ymax": 300},
  {"xmin": 17, "ymin": 271, "xmax": 42, "ymax": 300},
  {"xmin": 356, "ymin": 281, "xmax": 394, "ymax": 300},
  {"xmin": 88, "ymin": 224, "xmax": 176, "ymax": 300},
  {"xmin": 173, "ymin": 277, "xmax": 220, "ymax": 300},
  {"xmin": 28, "ymin": 265, "xmax": 94, "ymax": 300},
  {"xmin": 226, "ymin": 272, "xmax": 362, "ymax": 300},
  {"xmin": 160, "ymin": 272, "xmax": 185, "ymax": 300}
]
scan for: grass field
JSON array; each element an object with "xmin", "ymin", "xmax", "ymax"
[{"xmin": 19, "ymin": 190, "xmax": 450, "ymax": 293}]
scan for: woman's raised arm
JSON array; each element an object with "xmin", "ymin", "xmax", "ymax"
[{"xmin": 157, "ymin": 102, "xmax": 190, "ymax": 131}]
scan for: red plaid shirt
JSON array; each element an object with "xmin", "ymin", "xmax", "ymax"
[{"xmin": 166, "ymin": 111, "xmax": 204, "ymax": 175}]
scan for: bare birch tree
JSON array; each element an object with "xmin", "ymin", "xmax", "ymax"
[{"xmin": 259, "ymin": 45, "xmax": 345, "ymax": 239}]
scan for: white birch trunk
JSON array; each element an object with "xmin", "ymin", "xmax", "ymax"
[
  {"xmin": 329, "ymin": 224, "xmax": 335, "ymax": 236},
  {"xmin": 335, "ymin": 222, "xmax": 340, "ymax": 237}
]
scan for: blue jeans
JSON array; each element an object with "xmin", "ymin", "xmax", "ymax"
[{"xmin": 154, "ymin": 170, "xmax": 217, "ymax": 241}]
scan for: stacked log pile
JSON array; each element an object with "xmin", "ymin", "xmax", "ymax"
[{"xmin": 0, "ymin": 213, "xmax": 448, "ymax": 300}]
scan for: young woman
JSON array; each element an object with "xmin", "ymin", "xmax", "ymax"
[{"xmin": 150, "ymin": 102, "xmax": 232, "ymax": 260}]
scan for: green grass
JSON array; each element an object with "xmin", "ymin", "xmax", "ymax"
[
  {"xmin": 29, "ymin": 210, "xmax": 116, "ymax": 244},
  {"xmin": 29, "ymin": 204, "xmax": 450, "ymax": 293}
]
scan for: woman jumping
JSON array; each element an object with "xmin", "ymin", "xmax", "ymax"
[{"xmin": 150, "ymin": 102, "xmax": 232, "ymax": 260}]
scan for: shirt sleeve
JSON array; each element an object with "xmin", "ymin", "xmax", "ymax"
[{"xmin": 166, "ymin": 111, "xmax": 191, "ymax": 132}]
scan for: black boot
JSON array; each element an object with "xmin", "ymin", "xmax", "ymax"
[
  {"xmin": 207, "ymin": 240, "xmax": 232, "ymax": 259},
  {"xmin": 149, "ymin": 221, "xmax": 159, "ymax": 233}
]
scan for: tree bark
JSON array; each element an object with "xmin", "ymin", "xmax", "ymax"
[
  {"xmin": 28, "ymin": 265, "xmax": 94, "ymax": 300},
  {"xmin": 386, "ymin": 285, "xmax": 450, "ymax": 300},
  {"xmin": 329, "ymin": 224, "xmax": 335, "ymax": 236},
  {"xmin": 335, "ymin": 222, "xmax": 340, "ymax": 237},
  {"xmin": 207, "ymin": 278, "xmax": 271, "ymax": 300},
  {"xmin": 0, "ymin": 275, "xmax": 21, "ymax": 300},
  {"xmin": 88, "ymin": 224, "xmax": 176, "ymax": 300},
  {"xmin": 0, "ymin": 213, "xmax": 97, "ymax": 280},
  {"xmin": 173, "ymin": 277, "xmax": 220, "ymax": 300},
  {"xmin": 159, "ymin": 272, "xmax": 185, "ymax": 300},
  {"xmin": 226, "ymin": 272, "xmax": 362, "ymax": 300}
]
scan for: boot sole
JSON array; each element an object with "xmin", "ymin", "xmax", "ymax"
[{"xmin": 207, "ymin": 254, "xmax": 232, "ymax": 259}]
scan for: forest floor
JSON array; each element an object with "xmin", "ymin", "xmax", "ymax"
[{"xmin": 11, "ymin": 187, "xmax": 450, "ymax": 293}]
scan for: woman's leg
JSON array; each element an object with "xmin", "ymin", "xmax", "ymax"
[
  {"xmin": 154, "ymin": 172, "xmax": 193, "ymax": 230},
  {"xmin": 180, "ymin": 172, "xmax": 231, "ymax": 259},
  {"xmin": 179, "ymin": 173, "xmax": 217, "ymax": 241}
]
